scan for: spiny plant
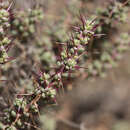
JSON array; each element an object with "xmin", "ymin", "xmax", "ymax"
[
  {"xmin": 0, "ymin": 3, "xmax": 99, "ymax": 128},
  {"xmin": 0, "ymin": 1, "xmax": 13, "ymax": 64},
  {"xmin": 0, "ymin": 0, "xmax": 129, "ymax": 130},
  {"xmin": 0, "ymin": 2, "xmax": 46, "ymax": 87},
  {"xmin": 38, "ymin": 0, "xmax": 82, "ymax": 70}
]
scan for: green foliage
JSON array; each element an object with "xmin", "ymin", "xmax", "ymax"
[
  {"xmin": 11, "ymin": 8, "xmax": 44, "ymax": 42},
  {"xmin": 0, "ymin": 2, "xmax": 12, "ymax": 64},
  {"xmin": 85, "ymin": 1, "xmax": 130, "ymax": 78}
]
